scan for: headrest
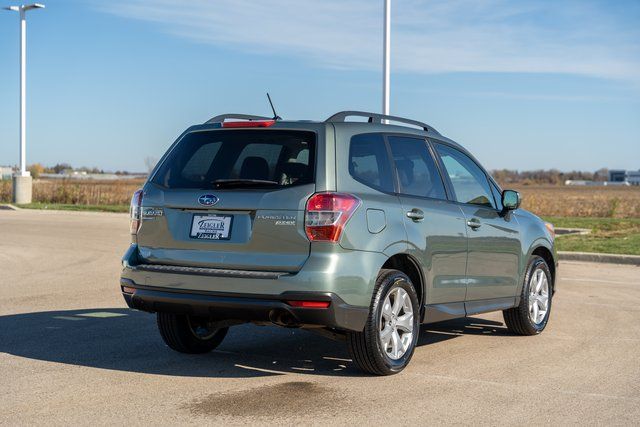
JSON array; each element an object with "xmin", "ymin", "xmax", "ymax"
[{"xmin": 240, "ymin": 156, "xmax": 270, "ymax": 181}]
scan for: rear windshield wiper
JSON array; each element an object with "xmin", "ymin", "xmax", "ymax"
[{"xmin": 212, "ymin": 179, "xmax": 280, "ymax": 188}]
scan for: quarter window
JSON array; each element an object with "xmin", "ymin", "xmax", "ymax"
[
  {"xmin": 434, "ymin": 143, "xmax": 495, "ymax": 208},
  {"xmin": 349, "ymin": 134, "xmax": 394, "ymax": 193},
  {"xmin": 387, "ymin": 136, "xmax": 446, "ymax": 200},
  {"xmin": 490, "ymin": 181, "xmax": 504, "ymax": 211}
]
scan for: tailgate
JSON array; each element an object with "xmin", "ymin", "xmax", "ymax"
[{"xmin": 134, "ymin": 128, "xmax": 317, "ymax": 272}]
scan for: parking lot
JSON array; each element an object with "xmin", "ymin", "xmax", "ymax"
[{"xmin": 1, "ymin": 209, "xmax": 639, "ymax": 425}]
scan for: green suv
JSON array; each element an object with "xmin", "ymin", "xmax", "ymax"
[{"xmin": 121, "ymin": 111, "xmax": 557, "ymax": 375}]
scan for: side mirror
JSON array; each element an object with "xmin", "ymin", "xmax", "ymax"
[{"xmin": 502, "ymin": 189, "xmax": 521, "ymax": 211}]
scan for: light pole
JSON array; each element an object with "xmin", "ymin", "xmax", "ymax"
[
  {"xmin": 382, "ymin": 0, "xmax": 391, "ymax": 120},
  {"xmin": 3, "ymin": 3, "xmax": 44, "ymax": 204}
]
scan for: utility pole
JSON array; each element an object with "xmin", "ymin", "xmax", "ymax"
[{"xmin": 3, "ymin": 3, "xmax": 45, "ymax": 204}]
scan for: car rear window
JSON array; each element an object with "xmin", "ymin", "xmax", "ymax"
[{"xmin": 152, "ymin": 130, "xmax": 315, "ymax": 189}]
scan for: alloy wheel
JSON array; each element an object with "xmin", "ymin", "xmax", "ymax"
[
  {"xmin": 379, "ymin": 287, "xmax": 414, "ymax": 360},
  {"xmin": 529, "ymin": 268, "xmax": 550, "ymax": 325}
]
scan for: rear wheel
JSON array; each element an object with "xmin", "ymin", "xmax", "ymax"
[
  {"xmin": 503, "ymin": 255, "xmax": 553, "ymax": 335},
  {"xmin": 156, "ymin": 312, "xmax": 228, "ymax": 354},
  {"xmin": 347, "ymin": 269, "xmax": 420, "ymax": 375}
]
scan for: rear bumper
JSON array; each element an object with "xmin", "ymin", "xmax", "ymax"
[
  {"xmin": 121, "ymin": 278, "xmax": 368, "ymax": 331},
  {"xmin": 121, "ymin": 242, "xmax": 386, "ymax": 303}
]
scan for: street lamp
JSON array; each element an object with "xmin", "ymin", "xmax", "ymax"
[
  {"xmin": 382, "ymin": 0, "xmax": 391, "ymax": 120},
  {"xmin": 3, "ymin": 3, "xmax": 45, "ymax": 204}
]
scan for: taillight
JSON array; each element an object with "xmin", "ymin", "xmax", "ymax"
[
  {"xmin": 305, "ymin": 192, "xmax": 361, "ymax": 242},
  {"xmin": 130, "ymin": 189, "xmax": 143, "ymax": 234}
]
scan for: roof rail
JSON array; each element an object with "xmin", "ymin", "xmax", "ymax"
[
  {"xmin": 204, "ymin": 113, "xmax": 272, "ymax": 124},
  {"xmin": 325, "ymin": 111, "xmax": 440, "ymax": 135}
]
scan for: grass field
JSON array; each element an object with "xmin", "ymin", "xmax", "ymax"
[
  {"xmin": 1, "ymin": 178, "xmax": 143, "ymax": 206},
  {"xmin": 16, "ymin": 203, "xmax": 129, "ymax": 213},
  {"xmin": 545, "ymin": 217, "xmax": 640, "ymax": 255},
  {"xmin": 516, "ymin": 185, "xmax": 640, "ymax": 218}
]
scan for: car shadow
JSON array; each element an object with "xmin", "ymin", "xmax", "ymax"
[{"xmin": 0, "ymin": 308, "xmax": 508, "ymax": 378}]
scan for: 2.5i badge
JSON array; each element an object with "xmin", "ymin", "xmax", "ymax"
[{"xmin": 190, "ymin": 214, "xmax": 232, "ymax": 240}]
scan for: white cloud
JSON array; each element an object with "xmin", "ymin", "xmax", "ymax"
[{"xmin": 98, "ymin": 0, "xmax": 640, "ymax": 84}]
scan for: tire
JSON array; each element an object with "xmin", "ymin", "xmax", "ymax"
[
  {"xmin": 156, "ymin": 312, "xmax": 228, "ymax": 354},
  {"xmin": 503, "ymin": 255, "xmax": 553, "ymax": 335},
  {"xmin": 347, "ymin": 269, "xmax": 420, "ymax": 375}
]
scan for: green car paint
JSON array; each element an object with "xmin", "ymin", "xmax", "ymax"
[{"xmin": 121, "ymin": 114, "xmax": 557, "ymax": 332}]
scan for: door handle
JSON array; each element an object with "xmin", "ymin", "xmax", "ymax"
[
  {"xmin": 466, "ymin": 219, "xmax": 482, "ymax": 229},
  {"xmin": 406, "ymin": 209, "xmax": 424, "ymax": 221}
]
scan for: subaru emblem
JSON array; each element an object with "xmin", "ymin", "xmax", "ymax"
[{"xmin": 198, "ymin": 194, "xmax": 219, "ymax": 206}]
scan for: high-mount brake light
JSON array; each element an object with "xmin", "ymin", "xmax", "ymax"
[
  {"xmin": 222, "ymin": 120, "xmax": 276, "ymax": 128},
  {"xmin": 305, "ymin": 192, "xmax": 361, "ymax": 242},
  {"xmin": 130, "ymin": 189, "xmax": 143, "ymax": 234}
]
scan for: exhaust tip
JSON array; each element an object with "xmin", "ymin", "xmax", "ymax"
[{"xmin": 269, "ymin": 309, "xmax": 300, "ymax": 328}]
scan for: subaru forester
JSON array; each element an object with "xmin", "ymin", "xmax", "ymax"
[{"xmin": 120, "ymin": 111, "xmax": 557, "ymax": 375}]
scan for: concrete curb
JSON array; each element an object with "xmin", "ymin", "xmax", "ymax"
[
  {"xmin": 555, "ymin": 227, "xmax": 590, "ymax": 236},
  {"xmin": 559, "ymin": 251, "xmax": 640, "ymax": 266},
  {"xmin": 0, "ymin": 204, "xmax": 19, "ymax": 211}
]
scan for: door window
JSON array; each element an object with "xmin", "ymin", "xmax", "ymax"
[
  {"xmin": 434, "ymin": 143, "xmax": 495, "ymax": 208},
  {"xmin": 388, "ymin": 136, "xmax": 446, "ymax": 200}
]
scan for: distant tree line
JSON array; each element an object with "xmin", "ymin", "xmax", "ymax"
[{"xmin": 491, "ymin": 168, "xmax": 609, "ymax": 186}]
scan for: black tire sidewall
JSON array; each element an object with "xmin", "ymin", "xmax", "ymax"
[
  {"xmin": 370, "ymin": 272, "xmax": 420, "ymax": 373},
  {"xmin": 157, "ymin": 312, "xmax": 228, "ymax": 354}
]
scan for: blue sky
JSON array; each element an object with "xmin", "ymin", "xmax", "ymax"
[{"xmin": 0, "ymin": 0, "xmax": 639, "ymax": 172}]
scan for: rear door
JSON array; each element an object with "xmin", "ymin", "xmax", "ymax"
[
  {"xmin": 432, "ymin": 142, "xmax": 521, "ymax": 307},
  {"xmin": 387, "ymin": 136, "xmax": 468, "ymax": 309},
  {"xmin": 137, "ymin": 127, "xmax": 318, "ymax": 272}
]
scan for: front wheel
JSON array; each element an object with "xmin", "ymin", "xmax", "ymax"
[
  {"xmin": 503, "ymin": 255, "xmax": 553, "ymax": 335},
  {"xmin": 157, "ymin": 312, "xmax": 228, "ymax": 354},
  {"xmin": 347, "ymin": 269, "xmax": 420, "ymax": 375}
]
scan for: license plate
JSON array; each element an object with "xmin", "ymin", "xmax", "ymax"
[{"xmin": 190, "ymin": 214, "xmax": 233, "ymax": 240}]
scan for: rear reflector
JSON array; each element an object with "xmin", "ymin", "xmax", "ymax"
[
  {"xmin": 305, "ymin": 192, "xmax": 361, "ymax": 242},
  {"xmin": 122, "ymin": 286, "xmax": 135, "ymax": 294},
  {"xmin": 222, "ymin": 120, "xmax": 276, "ymax": 128},
  {"xmin": 286, "ymin": 300, "xmax": 331, "ymax": 309}
]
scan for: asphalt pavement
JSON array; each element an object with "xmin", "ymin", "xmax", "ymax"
[{"xmin": 1, "ymin": 209, "xmax": 639, "ymax": 425}]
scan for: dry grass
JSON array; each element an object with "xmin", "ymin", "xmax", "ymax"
[
  {"xmin": 0, "ymin": 178, "xmax": 144, "ymax": 206},
  {"xmin": 1, "ymin": 179, "xmax": 639, "ymax": 218},
  {"xmin": 515, "ymin": 185, "xmax": 640, "ymax": 218}
]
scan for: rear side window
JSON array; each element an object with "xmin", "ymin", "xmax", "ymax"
[
  {"xmin": 387, "ymin": 136, "xmax": 446, "ymax": 200},
  {"xmin": 349, "ymin": 134, "xmax": 394, "ymax": 193},
  {"xmin": 152, "ymin": 130, "xmax": 315, "ymax": 189}
]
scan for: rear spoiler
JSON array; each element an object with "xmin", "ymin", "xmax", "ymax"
[{"xmin": 204, "ymin": 114, "xmax": 272, "ymax": 125}]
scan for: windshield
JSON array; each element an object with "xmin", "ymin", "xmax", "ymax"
[{"xmin": 152, "ymin": 130, "xmax": 316, "ymax": 189}]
